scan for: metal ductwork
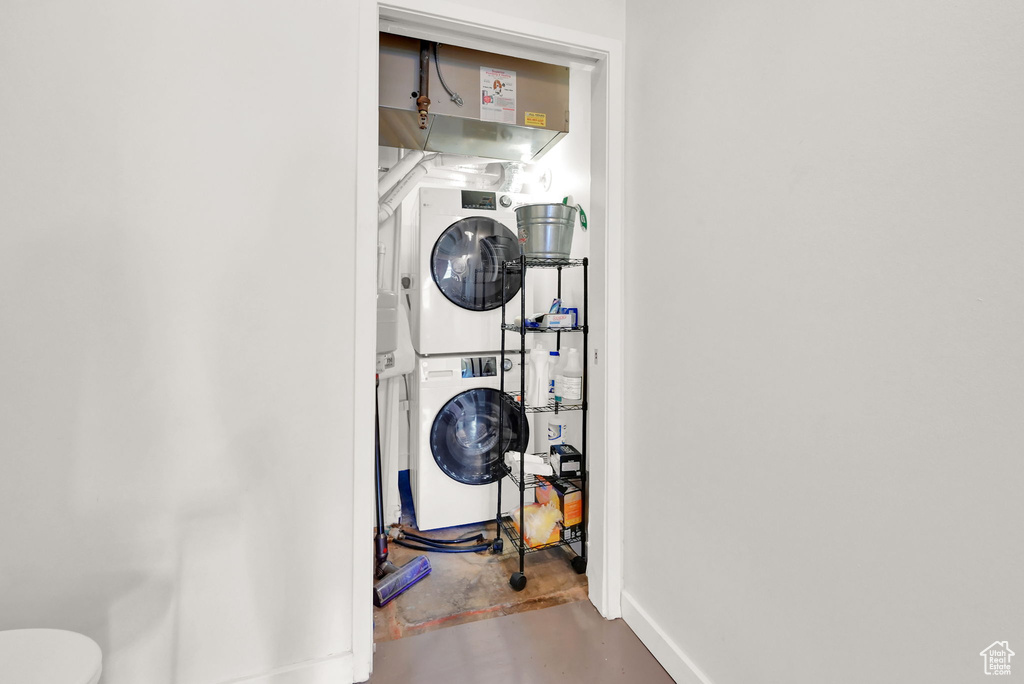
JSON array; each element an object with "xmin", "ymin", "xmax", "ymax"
[{"xmin": 379, "ymin": 32, "xmax": 570, "ymax": 162}]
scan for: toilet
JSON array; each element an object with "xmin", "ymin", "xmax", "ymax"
[{"xmin": 0, "ymin": 629, "xmax": 102, "ymax": 683}]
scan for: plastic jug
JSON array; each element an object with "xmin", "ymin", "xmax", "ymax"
[
  {"xmin": 555, "ymin": 347, "xmax": 583, "ymax": 403},
  {"xmin": 546, "ymin": 414, "xmax": 569, "ymax": 452}
]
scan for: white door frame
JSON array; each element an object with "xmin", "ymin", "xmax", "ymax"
[{"xmin": 352, "ymin": 2, "xmax": 625, "ymax": 679}]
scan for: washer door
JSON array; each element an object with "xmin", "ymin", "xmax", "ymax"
[
  {"xmin": 430, "ymin": 388, "xmax": 528, "ymax": 485},
  {"xmin": 431, "ymin": 217, "xmax": 522, "ymax": 311}
]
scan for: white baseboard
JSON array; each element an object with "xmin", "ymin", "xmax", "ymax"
[
  {"xmin": 221, "ymin": 652, "xmax": 354, "ymax": 684},
  {"xmin": 621, "ymin": 590, "xmax": 714, "ymax": 684}
]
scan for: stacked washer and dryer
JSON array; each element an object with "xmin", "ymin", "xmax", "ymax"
[{"xmin": 407, "ymin": 187, "xmax": 534, "ymax": 531}]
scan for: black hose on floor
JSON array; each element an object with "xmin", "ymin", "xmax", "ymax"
[
  {"xmin": 402, "ymin": 531, "xmax": 485, "ymax": 545},
  {"xmin": 397, "ymin": 535, "xmax": 492, "ymax": 551},
  {"xmin": 393, "ymin": 539, "xmax": 494, "ymax": 554}
]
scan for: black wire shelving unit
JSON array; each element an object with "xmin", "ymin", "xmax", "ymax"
[{"xmin": 496, "ymin": 255, "xmax": 588, "ymax": 591}]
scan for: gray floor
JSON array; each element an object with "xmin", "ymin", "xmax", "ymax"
[{"xmin": 369, "ymin": 599, "xmax": 674, "ymax": 684}]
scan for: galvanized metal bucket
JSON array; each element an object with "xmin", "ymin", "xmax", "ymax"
[{"xmin": 515, "ymin": 203, "xmax": 578, "ymax": 259}]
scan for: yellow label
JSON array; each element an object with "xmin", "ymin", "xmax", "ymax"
[{"xmin": 525, "ymin": 112, "xmax": 547, "ymax": 128}]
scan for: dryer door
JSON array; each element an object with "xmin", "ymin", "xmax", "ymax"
[
  {"xmin": 430, "ymin": 388, "xmax": 528, "ymax": 485},
  {"xmin": 431, "ymin": 217, "xmax": 523, "ymax": 312}
]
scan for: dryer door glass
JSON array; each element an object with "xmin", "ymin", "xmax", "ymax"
[
  {"xmin": 431, "ymin": 217, "xmax": 522, "ymax": 311},
  {"xmin": 430, "ymin": 388, "xmax": 528, "ymax": 485}
]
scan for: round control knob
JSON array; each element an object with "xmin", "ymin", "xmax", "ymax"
[
  {"xmin": 499, "ymin": 195, "xmax": 512, "ymax": 208},
  {"xmin": 502, "ymin": 358, "xmax": 514, "ymax": 372}
]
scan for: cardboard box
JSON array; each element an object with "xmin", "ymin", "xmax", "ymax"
[
  {"xmin": 550, "ymin": 444, "xmax": 582, "ymax": 478},
  {"xmin": 536, "ymin": 476, "xmax": 582, "ymax": 529},
  {"xmin": 541, "ymin": 313, "xmax": 573, "ymax": 328}
]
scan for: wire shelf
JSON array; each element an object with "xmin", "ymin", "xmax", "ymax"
[
  {"xmin": 498, "ymin": 516, "xmax": 582, "ymax": 554},
  {"xmin": 502, "ymin": 258, "xmax": 585, "ymax": 270},
  {"xmin": 502, "ymin": 393, "xmax": 583, "ymax": 413},
  {"xmin": 500, "ymin": 463, "xmax": 555, "ymax": 489},
  {"xmin": 502, "ymin": 324, "xmax": 586, "ymax": 334}
]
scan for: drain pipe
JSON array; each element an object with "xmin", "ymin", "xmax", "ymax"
[
  {"xmin": 377, "ymin": 242, "xmax": 387, "ymax": 291},
  {"xmin": 378, "ymin": 150, "xmax": 425, "ymax": 199},
  {"xmin": 379, "ymin": 164, "xmax": 429, "ymax": 223}
]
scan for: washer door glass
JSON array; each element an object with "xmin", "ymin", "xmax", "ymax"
[
  {"xmin": 430, "ymin": 388, "xmax": 528, "ymax": 485},
  {"xmin": 431, "ymin": 217, "xmax": 522, "ymax": 311}
]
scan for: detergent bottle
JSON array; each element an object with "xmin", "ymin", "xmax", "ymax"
[{"xmin": 546, "ymin": 413, "xmax": 569, "ymax": 452}]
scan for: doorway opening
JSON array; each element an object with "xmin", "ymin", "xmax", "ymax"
[{"xmin": 353, "ymin": 3, "xmax": 625, "ymax": 677}]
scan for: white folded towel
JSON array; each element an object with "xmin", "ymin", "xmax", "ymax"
[{"xmin": 504, "ymin": 451, "xmax": 554, "ymax": 476}]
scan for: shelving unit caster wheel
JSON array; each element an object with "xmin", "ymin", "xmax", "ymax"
[
  {"xmin": 509, "ymin": 572, "xmax": 527, "ymax": 591},
  {"xmin": 491, "ymin": 539, "xmax": 503, "ymax": 554},
  {"xmin": 571, "ymin": 556, "xmax": 588, "ymax": 574}
]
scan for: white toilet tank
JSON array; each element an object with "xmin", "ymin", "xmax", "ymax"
[{"xmin": 0, "ymin": 629, "xmax": 102, "ymax": 684}]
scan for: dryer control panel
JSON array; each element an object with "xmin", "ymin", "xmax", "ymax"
[{"xmin": 461, "ymin": 190, "xmax": 496, "ymax": 211}]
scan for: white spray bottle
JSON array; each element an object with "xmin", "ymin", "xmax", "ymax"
[{"xmin": 525, "ymin": 344, "xmax": 549, "ymax": 409}]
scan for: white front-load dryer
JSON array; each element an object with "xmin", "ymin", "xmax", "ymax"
[
  {"xmin": 411, "ymin": 187, "xmax": 527, "ymax": 356},
  {"xmin": 409, "ymin": 351, "xmax": 530, "ymax": 531}
]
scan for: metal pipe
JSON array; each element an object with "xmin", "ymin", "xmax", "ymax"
[{"xmin": 417, "ymin": 40, "xmax": 431, "ymax": 129}]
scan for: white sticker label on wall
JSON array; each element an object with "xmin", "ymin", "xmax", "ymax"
[{"xmin": 481, "ymin": 67, "xmax": 516, "ymax": 124}]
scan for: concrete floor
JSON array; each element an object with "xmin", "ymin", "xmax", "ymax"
[
  {"xmin": 370, "ymin": 599, "xmax": 674, "ymax": 684},
  {"xmin": 373, "ymin": 520, "xmax": 588, "ymax": 642}
]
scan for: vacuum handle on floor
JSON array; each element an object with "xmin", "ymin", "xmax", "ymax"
[{"xmin": 374, "ymin": 375, "xmax": 389, "ymax": 565}]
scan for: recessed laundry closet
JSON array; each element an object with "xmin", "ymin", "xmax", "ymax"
[{"xmin": 373, "ymin": 29, "xmax": 598, "ymax": 641}]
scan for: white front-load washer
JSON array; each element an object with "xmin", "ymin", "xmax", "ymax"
[
  {"xmin": 411, "ymin": 187, "xmax": 527, "ymax": 356},
  {"xmin": 409, "ymin": 351, "xmax": 531, "ymax": 531}
]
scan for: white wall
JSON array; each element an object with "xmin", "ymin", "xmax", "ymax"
[
  {"xmin": 623, "ymin": 1, "xmax": 1024, "ymax": 683},
  {"xmin": 438, "ymin": 0, "xmax": 623, "ymax": 42},
  {"xmin": 0, "ymin": 1, "xmax": 360, "ymax": 681}
]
